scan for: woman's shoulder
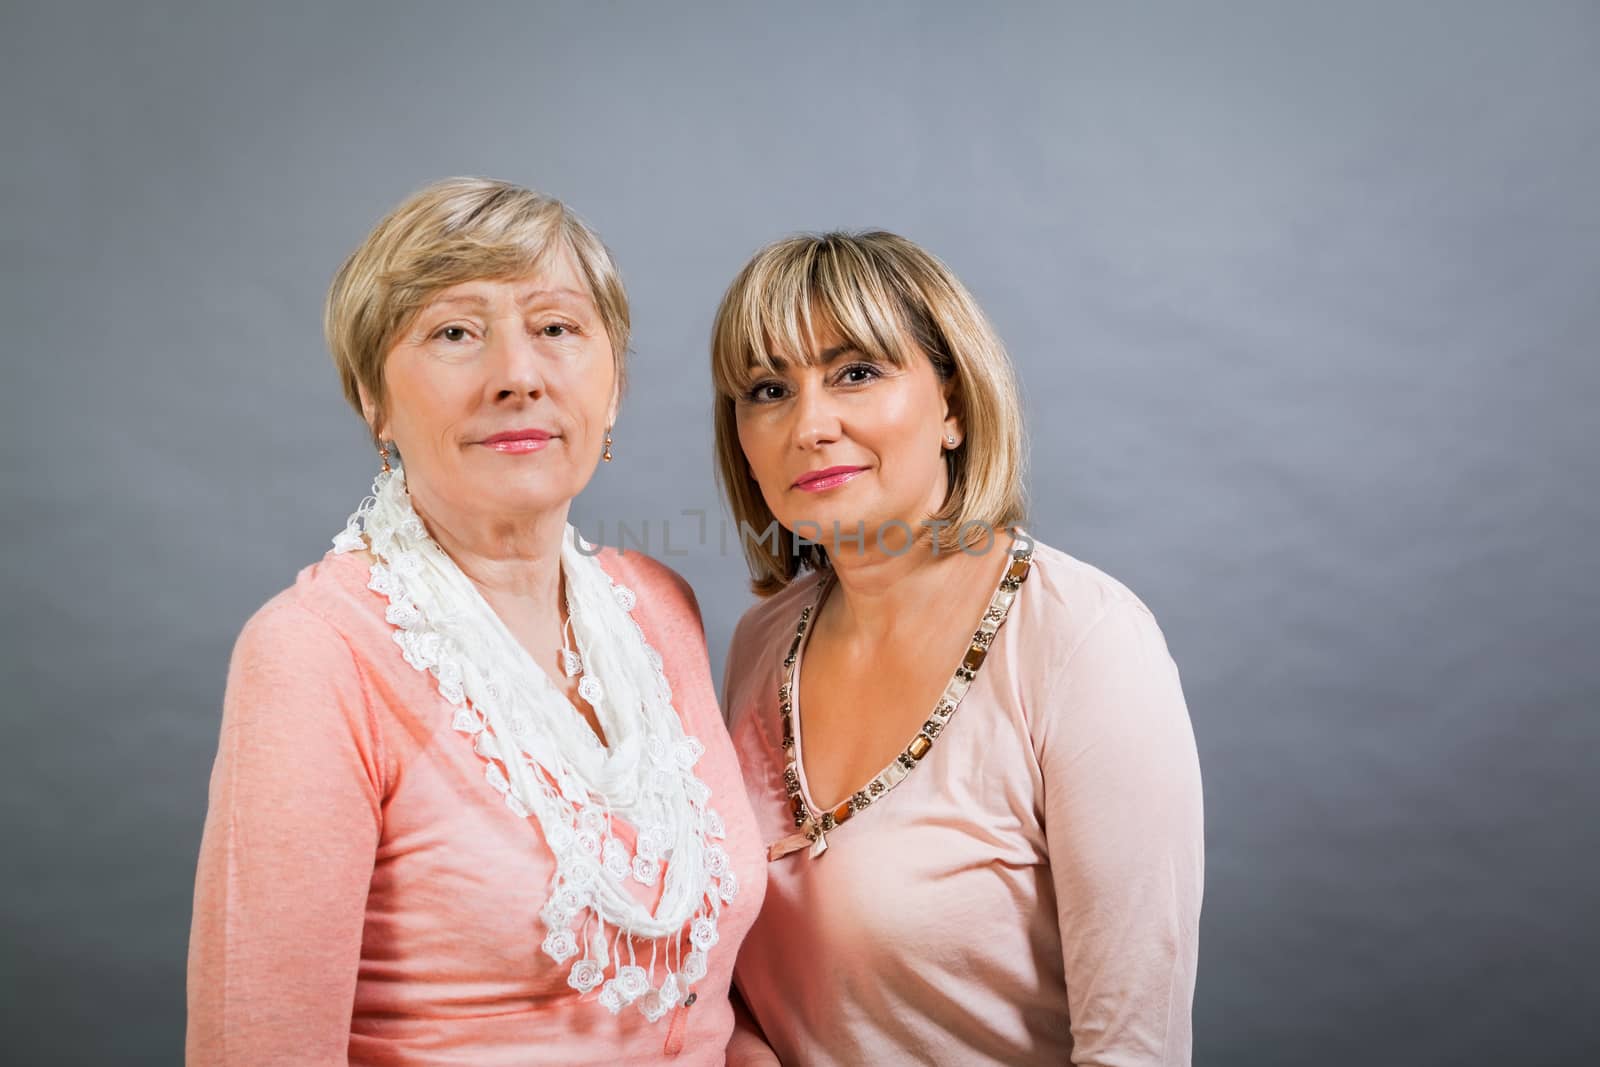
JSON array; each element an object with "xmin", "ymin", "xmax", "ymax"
[
  {"xmin": 219, "ymin": 551, "xmax": 394, "ymax": 794},
  {"xmin": 721, "ymin": 568, "xmax": 825, "ymax": 704},
  {"xmin": 591, "ymin": 545, "xmax": 697, "ymax": 612},
  {"xmin": 221, "ymin": 552, "xmax": 389, "ymax": 732},
  {"xmin": 731, "ymin": 568, "xmax": 825, "ymax": 652},
  {"xmin": 234, "ymin": 549, "xmax": 389, "ymax": 658},
  {"xmin": 1010, "ymin": 537, "xmax": 1198, "ymax": 811},
  {"xmin": 1014, "ymin": 536, "xmax": 1169, "ymax": 661},
  {"xmin": 588, "ymin": 546, "xmax": 709, "ymax": 655}
]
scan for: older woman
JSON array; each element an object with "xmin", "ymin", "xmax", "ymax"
[
  {"xmin": 714, "ymin": 232, "xmax": 1204, "ymax": 1065},
  {"xmin": 187, "ymin": 178, "xmax": 764, "ymax": 1065}
]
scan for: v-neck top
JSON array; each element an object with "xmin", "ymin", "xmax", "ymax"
[
  {"xmin": 723, "ymin": 539, "xmax": 1204, "ymax": 1066},
  {"xmin": 776, "ymin": 539, "xmax": 1033, "ymax": 860}
]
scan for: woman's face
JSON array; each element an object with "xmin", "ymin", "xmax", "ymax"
[
  {"xmin": 373, "ymin": 249, "xmax": 617, "ymax": 531},
  {"xmin": 734, "ymin": 320, "xmax": 960, "ymax": 550}
]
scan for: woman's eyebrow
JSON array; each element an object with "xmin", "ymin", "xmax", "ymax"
[
  {"xmin": 517, "ymin": 286, "xmax": 591, "ymax": 306},
  {"xmin": 428, "ymin": 293, "xmax": 489, "ymax": 310}
]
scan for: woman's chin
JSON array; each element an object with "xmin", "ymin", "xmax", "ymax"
[
  {"xmin": 496, "ymin": 483, "xmax": 580, "ymax": 517},
  {"xmin": 781, "ymin": 510, "xmax": 886, "ymax": 549},
  {"xmin": 418, "ymin": 472, "xmax": 579, "ymax": 524}
]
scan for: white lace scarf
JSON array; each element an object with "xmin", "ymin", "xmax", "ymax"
[{"xmin": 332, "ymin": 467, "xmax": 735, "ymax": 1020}]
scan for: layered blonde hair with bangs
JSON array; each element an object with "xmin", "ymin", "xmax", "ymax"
[
  {"xmin": 326, "ymin": 177, "xmax": 630, "ymax": 444},
  {"xmin": 711, "ymin": 231, "xmax": 1027, "ymax": 595}
]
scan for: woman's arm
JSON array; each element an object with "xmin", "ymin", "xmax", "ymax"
[
  {"xmin": 1036, "ymin": 599, "xmax": 1205, "ymax": 1066},
  {"xmin": 187, "ymin": 598, "xmax": 385, "ymax": 1065},
  {"xmin": 726, "ymin": 985, "xmax": 783, "ymax": 1067}
]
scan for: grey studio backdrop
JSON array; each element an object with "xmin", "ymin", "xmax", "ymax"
[{"xmin": 2, "ymin": 2, "xmax": 1596, "ymax": 1064}]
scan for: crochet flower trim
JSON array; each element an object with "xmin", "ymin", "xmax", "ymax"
[{"xmin": 333, "ymin": 471, "xmax": 736, "ymax": 1020}]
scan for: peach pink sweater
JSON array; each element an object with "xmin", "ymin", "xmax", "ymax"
[
  {"xmin": 187, "ymin": 547, "xmax": 766, "ymax": 1066},
  {"xmin": 724, "ymin": 541, "xmax": 1204, "ymax": 1066}
]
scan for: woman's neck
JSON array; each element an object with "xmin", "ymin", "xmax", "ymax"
[
  {"xmin": 411, "ymin": 494, "xmax": 571, "ymax": 621},
  {"xmin": 821, "ymin": 528, "xmax": 1010, "ymax": 643}
]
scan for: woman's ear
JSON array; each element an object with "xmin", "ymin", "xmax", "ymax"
[
  {"xmin": 358, "ymin": 384, "xmax": 387, "ymax": 442},
  {"xmin": 940, "ymin": 377, "xmax": 964, "ymax": 446}
]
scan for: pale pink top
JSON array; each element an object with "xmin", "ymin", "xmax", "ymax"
[
  {"xmin": 187, "ymin": 547, "xmax": 766, "ymax": 1066},
  {"xmin": 724, "ymin": 541, "xmax": 1204, "ymax": 1066}
]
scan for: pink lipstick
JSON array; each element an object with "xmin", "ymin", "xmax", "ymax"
[
  {"xmin": 792, "ymin": 465, "xmax": 867, "ymax": 492},
  {"xmin": 480, "ymin": 428, "xmax": 554, "ymax": 454}
]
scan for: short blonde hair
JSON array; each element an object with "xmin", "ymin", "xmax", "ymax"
[
  {"xmin": 326, "ymin": 177, "xmax": 629, "ymax": 443},
  {"xmin": 711, "ymin": 230, "xmax": 1027, "ymax": 595}
]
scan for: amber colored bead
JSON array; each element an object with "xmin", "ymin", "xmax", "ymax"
[
  {"xmin": 961, "ymin": 644, "xmax": 988, "ymax": 672},
  {"xmin": 831, "ymin": 801, "xmax": 854, "ymax": 825},
  {"xmin": 908, "ymin": 734, "xmax": 933, "ymax": 760}
]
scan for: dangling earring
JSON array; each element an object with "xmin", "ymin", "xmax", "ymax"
[
  {"xmin": 380, "ymin": 442, "xmax": 393, "ymax": 473},
  {"xmin": 603, "ymin": 427, "xmax": 614, "ymax": 463}
]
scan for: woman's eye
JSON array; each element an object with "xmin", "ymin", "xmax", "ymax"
[
  {"xmin": 746, "ymin": 381, "xmax": 788, "ymax": 403},
  {"xmin": 541, "ymin": 322, "xmax": 574, "ymax": 337},
  {"xmin": 435, "ymin": 325, "xmax": 470, "ymax": 343},
  {"xmin": 839, "ymin": 362, "xmax": 880, "ymax": 384}
]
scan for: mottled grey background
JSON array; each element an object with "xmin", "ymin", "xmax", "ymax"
[{"xmin": 3, "ymin": 1, "xmax": 1596, "ymax": 1064}]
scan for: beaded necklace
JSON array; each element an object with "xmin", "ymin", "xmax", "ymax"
[{"xmin": 768, "ymin": 535, "xmax": 1035, "ymax": 860}]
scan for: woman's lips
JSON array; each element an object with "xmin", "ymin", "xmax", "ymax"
[
  {"xmin": 792, "ymin": 466, "xmax": 867, "ymax": 493},
  {"xmin": 480, "ymin": 429, "xmax": 554, "ymax": 454}
]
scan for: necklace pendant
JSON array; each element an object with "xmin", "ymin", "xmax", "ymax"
[{"xmin": 561, "ymin": 649, "xmax": 583, "ymax": 678}]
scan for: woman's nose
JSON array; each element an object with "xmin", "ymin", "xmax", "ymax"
[
  {"xmin": 487, "ymin": 328, "xmax": 545, "ymax": 401},
  {"xmin": 790, "ymin": 381, "xmax": 841, "ymax": 450}
]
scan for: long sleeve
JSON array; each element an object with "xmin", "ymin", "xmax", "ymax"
[
  {"xmin": 1034, "ymin": 599, "xmax": 1205, "ymax": 1066},
  {"xmin": 187, "ymin": 598, "xmax": 386, "ymax": 1065},
  {"xmin": 725, "ymin": 989, "xmax": 783, "ymax": 1067}
]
